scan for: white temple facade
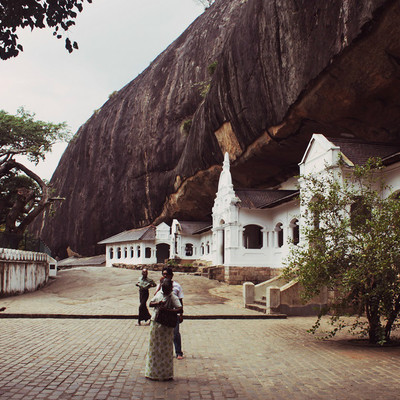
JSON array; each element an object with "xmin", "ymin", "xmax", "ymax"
[
  {"xmin": 210, "ymin": 153, "xmax": 299, "ymax": 268},
  {"xmin": 99, "ymin": 134, "xmax": 400, "ymax": 270}
]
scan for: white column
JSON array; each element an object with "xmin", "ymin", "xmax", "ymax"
[
  {"xmin": 216, "ymin": 229, "xmax": 224, "ymax": 265},
  {"xmin": 140, "ymin": 243, "xmax": 144, "ymax": 261},
  {"xmin": 284, "ymin": 226, "xmax": 289, "ymax": 247},
  {"xmin": 239, "ymin": 227, "xmax": 244, "ymax": 248},
  {"xmin": 262, "ymin": 229, "xmax": 268, "ymax": 249}
]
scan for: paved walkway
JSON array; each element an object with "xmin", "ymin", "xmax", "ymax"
[
  {"xmin": 1, "ymin": 267, "xmax": 400, "ymax": 399},
  {"xmin": 0, "ymin": 267, "xmax": 262, "ymax": 317}
]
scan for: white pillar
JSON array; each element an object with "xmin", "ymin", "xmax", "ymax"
[
  {"xmin": 262, "ymin": 229, "xmax": 268, "ymax": 249},
  {"xmin": 284, "ymin": 226, "xmax": 289, "ymax": 247},
  {"xmin": 217, "ymin": 229, "xmax": 224, "ymax": 265}
]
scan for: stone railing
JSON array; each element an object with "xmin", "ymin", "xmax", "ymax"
[
  {"xmin": 253, "ymin": 275, "xmax": 288, "ymax": 300},
  {"xmin": 243, "ymin": 274, "xmax": 328, "ymax": 316},
  {"xmin": 0, "ymin": 248, "xmax": 57, "ymax": 296}
]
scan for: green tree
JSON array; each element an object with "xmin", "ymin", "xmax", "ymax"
[
  {"xmin": 0, "ymin": 107, "xmax": 71, "ymax": 240},
  {"xmin": 0, "ymin": 0, "xmax": 93, "ymax": 60},
  {"xmin": 284, "ymin": 159, "xmax": 400, "ymax": 345}
]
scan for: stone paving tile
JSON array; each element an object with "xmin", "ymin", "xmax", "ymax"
[
  {"xmin": 1, "ymin": 317, "xmax": 400, "ymax": 399},
  {"xmin": 1, "ymin": 268, "xmax": 400, "ymax": 399}
]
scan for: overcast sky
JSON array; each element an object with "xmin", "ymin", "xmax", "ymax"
[{"xmin": 0, "ymin": 0, "xmax": 204, "ymax": 180}]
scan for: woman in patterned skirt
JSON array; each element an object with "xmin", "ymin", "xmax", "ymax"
[{"xmin": 145, "ymin": 279, "xmax": 183, "ymax": 381}]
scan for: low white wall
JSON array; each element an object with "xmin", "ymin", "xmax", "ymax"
[{"xmin": 0, "ymin": 248, "xmax": 54, "ymax": 296}]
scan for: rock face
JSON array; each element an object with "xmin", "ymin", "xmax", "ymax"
[{"xmin": 34, "ymin": 0, "xmax": 400, "ymax": 258}]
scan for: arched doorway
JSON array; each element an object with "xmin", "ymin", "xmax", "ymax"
[{"xmin": 156, "ymin": 243, "xmax": 170, "ymax": 263}]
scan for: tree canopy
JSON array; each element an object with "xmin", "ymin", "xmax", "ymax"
[
  {"xmin": 284, "ymin": 159, "xmax": 400, "ymax": 345},
  {"xmin": 0, "ymin": 0, "xmax": 92, "ymax": 60},
  {"xmin": 0, "ymin": 108, "xmax": 71, "ymax": 239}
]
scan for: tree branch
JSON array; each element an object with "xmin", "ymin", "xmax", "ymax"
[{"xmin": 3, "ymin": 160, "xmax": 63, "ymax": 234}]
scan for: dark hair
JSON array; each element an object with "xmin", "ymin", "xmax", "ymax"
[
  {"xmin": 162, "ymin": 267, "xmax": 173, "ymax": 277},
  {"xmin": 162, "ymin": 278, "xmax": 173, "ymax": 294}
]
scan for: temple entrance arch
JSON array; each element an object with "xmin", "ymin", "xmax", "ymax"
[{"xmin": 156, "ymin": 243, "xmax": 170, "ymax": 263}]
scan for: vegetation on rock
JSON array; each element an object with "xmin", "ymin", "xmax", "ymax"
[
  {"xmin": 180, "ymin": 119, "xmax": 193, "ymax": 135},
  {"xmin": 207, "ymin": 61, "xmax": 218, "ymax": 76}
]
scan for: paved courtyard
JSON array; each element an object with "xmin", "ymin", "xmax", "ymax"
[
  {"xmin": 0, "ymin": 267, "xmax": 259, "ymax": 317},
  {"xmin": 1, "ymin": 267, "xmax": 400, "ymax": 399}
]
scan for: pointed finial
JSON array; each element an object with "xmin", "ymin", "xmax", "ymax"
[
  {"xmin": 223, "ymin": 152, "xmax": 230, "ymax": 170},
  {"xmin": 218, "ymin": 152, "xmax": 233, "ymax": 192}
]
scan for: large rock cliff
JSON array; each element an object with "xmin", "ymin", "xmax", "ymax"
[{"xmin": 35, "ymin": 0, "xmax": 400, "ymax": 257}]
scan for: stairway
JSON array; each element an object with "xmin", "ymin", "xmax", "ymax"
[{"xmin": 246, "ymin": 297, "xmax": 267, "ymax": 314}]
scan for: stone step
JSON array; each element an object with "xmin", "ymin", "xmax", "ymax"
[
  {"xmin": 254, "ymin": 300, "xmax": 266, "ymax": 306},
  {"xmin": 246, "ymin": 304, "xmax": 287, "ymax": 318},
  {"xmin": 246, "ymin": 303, "xmax": 267, "ymax": 314}
]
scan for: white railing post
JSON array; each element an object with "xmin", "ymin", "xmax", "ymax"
[
  {"xmin": 243, "ymin": 281, "xmax": 255, "ymax": 306},
  {"xmin": 266, "ymin": 286, "xmax": 281, "ymax": 314}
]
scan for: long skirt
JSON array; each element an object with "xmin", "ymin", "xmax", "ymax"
[
  {"xmin": 138, "ymin": 290, "xmax": 151, "ymax": 323},
  {"xmin": 145, "ymin": 321, "xmax": 174, "ymax": 380}
]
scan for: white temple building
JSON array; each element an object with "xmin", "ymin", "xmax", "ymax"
[
  {"xmin": 98, "ymin": 151, "xmax": 299, "ymax": 270},
  {"xmin": 99, "ymin": 134, "xmax": 400, "ymax": 276}
]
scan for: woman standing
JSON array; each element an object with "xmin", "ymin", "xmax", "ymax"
[
  {"xmin": 145, "ymin": 279, "xmax": 183, "ymax": 381},
  {"xmin": 136, "ymin": 268, "xmax": 156, "ymax": 325}
]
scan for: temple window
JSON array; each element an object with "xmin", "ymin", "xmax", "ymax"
[
  {"xmin": 145, "ymin": 247, "xmax": 151, "ymax": 258},
  {"xmin": 290, "ymin": 219, "xmax": 300, "ymax": 245},
  {"xmin": 243, "ymin": 225, "xmax": 263, "ymax": 249},
  {"xmin": 185, "ymin": 243, "xmax": 193, "ymax": 257},
  {"xmin": 350, "ymin": 196, "xmax": 371, "ymax": 232},
  {"xmin": 275, "ymin": 223, "xmax": 284, "ymax": 248}
]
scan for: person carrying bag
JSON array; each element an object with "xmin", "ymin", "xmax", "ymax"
[
  {"xmin": 145, "ymin": 279, "xmax": 183, "ymax": 381},
  {"xmin": 155, "ymin": 295, "xmax": 178, "ymax": 327}
]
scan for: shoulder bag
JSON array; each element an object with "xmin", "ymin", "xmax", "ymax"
[{"xmin": 155, "ymin": 296, "xmax": 178, "ymax": 328}]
